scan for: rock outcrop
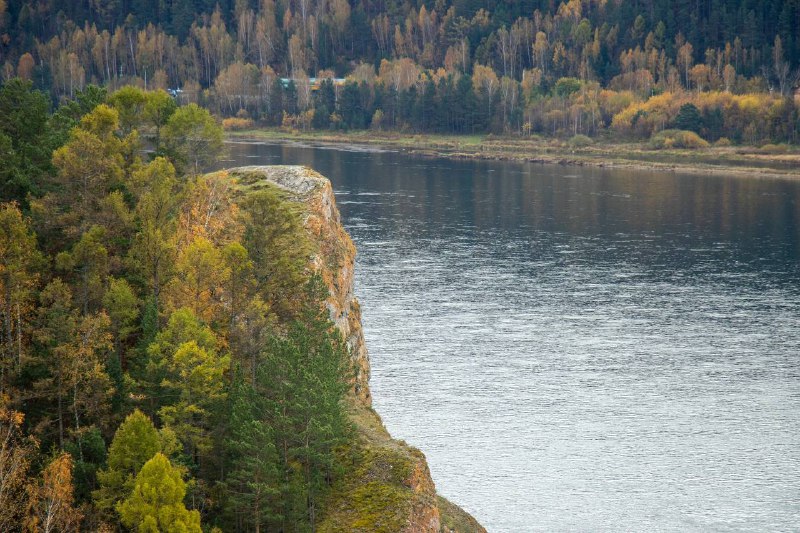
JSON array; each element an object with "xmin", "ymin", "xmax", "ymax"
[{"xmin": 227, "ymin": 166, "xmax": 485, "ymax": 533}]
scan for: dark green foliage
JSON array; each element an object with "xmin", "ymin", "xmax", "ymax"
[
  {"xmin": 555, "ymin": 78, "xmax": 582, "ymax": 98},
  {"xmin": 701, "ymin": 107, "xmax": 725, "ymax": 142},
  {"xmin": 312, "ymin": 105, "xmax": 331, "ymax": 129},
  {"xmin": 224, "ymin": 276, "xmax": 352, "ymax": 532},
  {"xmin": 316, "ymin": 79, "xmax": 336, "ymax": 115},
  {"xmin": 239, "ymin": 187, "xmax": 312, "ymax": 320},
  {"xmin": 64, "ymin": 427, "xmax": 107, "ymax": 502},
  {"xmin": 224, "ymin": 373, "xmax": 281, "ymax": 530},
  {"xmin": 339, "ymin": 82, "xmax": 367, "ymax": 130},
  {"xmin": 50, "ymin": 86, "xmax": 109, "ymax": 144},
  {"xmin": 0, "ymin": 79, "xmax": 55, "ymax": 204},
  {"xmin": 673, "ymin": 103, "xmax": 704, "ymax": 134}
]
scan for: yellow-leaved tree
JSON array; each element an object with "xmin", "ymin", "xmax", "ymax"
[{"xmin": 117, "ymin": 453, "xmax": 201, "ymax": 533}]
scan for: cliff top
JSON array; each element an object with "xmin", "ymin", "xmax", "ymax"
[{"xmin": 229, "ymin": 165, "xmax": 328, "ymax": 198}]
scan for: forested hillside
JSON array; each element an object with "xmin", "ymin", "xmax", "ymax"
[
  {"xmin": 0, "ymin": 79, "xmax": 360, "ymax": 532},
  {"xmin": 1, "ymin": 0, "xmax": 799, "ymax": 142}
]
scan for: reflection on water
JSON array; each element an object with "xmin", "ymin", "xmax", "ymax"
[{"xmin": 225, "ymin": 142, "xmax": 800, "ymax": 532}]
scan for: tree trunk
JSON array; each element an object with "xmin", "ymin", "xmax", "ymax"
[
  {"xmin": 73, "ymin": 383, "xmax": 84, "ymax": 461},
  {"xmin": 4, "ymin": 279, "xmax": 12, "ymax": 370},
  {"xmin": 57, "ymin": 373, "xmax": 64, "ymax": 449},
  {"xmin": 16, "ymin": 304, "xmax": 22, "ymax": 369}
]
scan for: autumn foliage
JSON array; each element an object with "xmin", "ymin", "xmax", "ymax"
[{"xmin": 0, "ymin": 80, "xmax": 354, "ymax": 531}]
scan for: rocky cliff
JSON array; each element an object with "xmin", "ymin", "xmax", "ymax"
[{"xmin": 227, "ymin": 166, "xmax": 485, "ymax": 533}]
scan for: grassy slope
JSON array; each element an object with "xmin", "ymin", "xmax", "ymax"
[
  {"xmin": 228, "ymin": 129, "xmax": 800, "ymax": 180},
  {"xmin": 321, "ymin": 399, "xmax": 483, "ymax": 533}
]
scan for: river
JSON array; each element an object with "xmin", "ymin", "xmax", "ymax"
[{"xmin": 224, "ymin": 141, "xmax": 800, "ymax": 532}]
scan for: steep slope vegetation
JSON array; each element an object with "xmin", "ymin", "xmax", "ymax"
[{"xmin": 226, "ymin": 165, "xmax": 485, "ymax": 533}]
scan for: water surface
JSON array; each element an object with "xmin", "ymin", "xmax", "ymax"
[{"xmin": 225, "ymin": 142, "xmax": 800, "ymax": 532}]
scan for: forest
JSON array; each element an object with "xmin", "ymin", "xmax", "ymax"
[
  {"xmin": 0, "ymin": 78, "xmax": 355, "ymax": 532},
  {"xmin": 1, "ymin": 0, "xmax": 799, "ymax": 143},
  {"xmin": 0, "ymin": 1, "xmax": 799, "ymax": 531}
]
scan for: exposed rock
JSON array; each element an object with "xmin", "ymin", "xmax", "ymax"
[{"xmin": 227, "ymin": 165, "xmax": 484, "ymax": 533}]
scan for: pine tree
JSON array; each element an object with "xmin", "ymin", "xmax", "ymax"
[
  {"xmin": 256, "ymin": 275, "xmax": 353, "ymax": 530},
  {"xmin": 673, "ymin": 102, "xmax": 704, "ymax": 133},
  {"xmin": 127, "ymin": 157, "xmax": 181, "ymax": 321},
  {"xmin": 48, "ymin": 104, "xmax": 127, "ymax": 240},
  {"xmin": 102, "ymin": 277, "xmax": 139, "ymax": 371},
  {"xmin": 0, "ymin": 79, "xmax": 55, "ymax": 204},
  {"xmin": 239, "ymin": 187, "xmax": 311, "ymax": 320},
  {"xmin": 224, "ymin": 374, "xmax": 281, "ymax": 533},
  {"xmin": 135, "ymin": 308, "xmax": 217, "ymax": 417},
  {"xmin": 158, "ymin": 340, "xmax": 230, "ymax": 462}
]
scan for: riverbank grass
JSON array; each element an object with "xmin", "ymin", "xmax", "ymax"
[{"xmin": 228, "ymin": 129, "xmax": 800, "ymax": 179}]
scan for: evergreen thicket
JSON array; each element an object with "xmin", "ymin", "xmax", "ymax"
[{"xmin": 0, "ymin": 79, "xmax": 354, "ymax": 532}]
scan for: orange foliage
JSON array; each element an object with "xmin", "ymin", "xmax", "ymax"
[
  {"xmin": 177, "ymin": 171, "xmax": 242, "ymax": 248},
  {"xmin": 222, "ymin": 117, "xmax": 255, "ymax": 130},
  {"xmin": 27, "ymin": 453, "xmax": 82, "ymax": 533}
]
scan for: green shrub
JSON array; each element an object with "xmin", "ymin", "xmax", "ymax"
[
  {"xmin": 568, "ymin": 134, "xmax": 594, "ymax": 148},
  {"xmin": 649, "ymin": 129, "xmax": 710, "ymax": 149}
]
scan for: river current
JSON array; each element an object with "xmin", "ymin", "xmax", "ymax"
[{"xmin": 223, "ymin": 141, "xmax": 800, "ymax": 532}]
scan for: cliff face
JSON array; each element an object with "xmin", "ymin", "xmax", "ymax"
[{"xmin": 227, "ymin": 166, "xmax": 484, "ymax": 533}]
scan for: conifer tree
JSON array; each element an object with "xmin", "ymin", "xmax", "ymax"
[
  {"xmin": 255, "ymin": 276, "xmax": 353, "ymax": 530},
  {"xmin": 239, "ymin": 187, "xmax": 312, "ymax": 320},
  {"xmin": 128, "ymin": 157, "xmax": 181, "ymax": 321},
  {"xmin": 117, "ymin": 453, "xmax": 201, "ymax": 533},
  {"xmin": 0, "ymin": 79, "xmax": 54, "ymax": 204},
  {"xmin": 94, "ymin": 409, "xmax": 175, "ymax": 515},
  {"xmin": 158, "ymin": 340, "xmax": 229, "ymax": 462},
  {"xmin": 135, "ymin": 308, "xmax": 217, "ymax": 417},
  {"xmin": 224, "ymin": 374, "xmax": 281, "ymax": 533},
  {"xmin": 102, "ymin": 277, "xmax": 139, "ymax": 370}
]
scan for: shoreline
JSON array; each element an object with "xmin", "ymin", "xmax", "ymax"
[{"xmin": 227, "ymin": 129, "xmax": 800, "ymax": 180}]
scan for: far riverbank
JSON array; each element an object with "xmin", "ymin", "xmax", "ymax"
[{"xmin": 227, "ymin": 129, "xmax": 800, "ymax": 180}]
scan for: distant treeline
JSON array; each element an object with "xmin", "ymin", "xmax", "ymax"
[{"xmin": 1, "ymin": 0, "xmax": 799, "ymax": 142}]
